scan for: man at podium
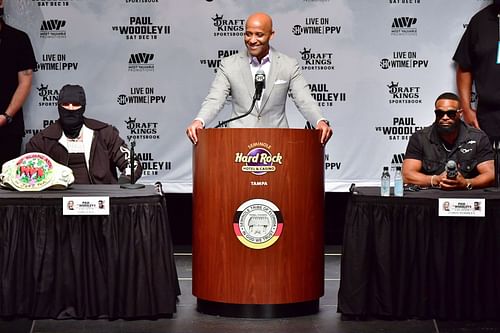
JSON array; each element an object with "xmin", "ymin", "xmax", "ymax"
[{"xmin": 186, "ymin": 12, "xmax": 332, "ymax": 145}]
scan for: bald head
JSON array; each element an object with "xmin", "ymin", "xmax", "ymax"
[
  {"xmin": 246, "ymin": 12, "xmax": 273, "ymax": 32},
  {"xmin": 244, "ymin": 12, "xmax": 275, "ymax": 61}
]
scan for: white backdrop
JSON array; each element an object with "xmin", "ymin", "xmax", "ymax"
[{"xmin": 4, "ymin": 0, "xmax": 489, "ymax": 192}]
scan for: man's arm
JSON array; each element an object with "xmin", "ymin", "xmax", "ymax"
[
  {"xmin": 402, "ymin": 158, "xmax": 442, "ymax": 187},
  {"xmin": 108, "ymin": 127, "xmax": 143, "ymax": 182},
  {"xmin": 456, "ymin": 65, "xmax": 478, "ymax": 128},
  {"xmin": 186, "ymin": 59, "xmax": 232, "ymax": 144},
  {"xmin": 287, "ymin": 59, "xmax": 332, "ymax": 144},
  {"xmin": 404, "ymin": 157, "xmax": 495, "ymax": 190},
  {"xmin": 0, "ymin": 69, "xmax": 33, "ymax": 127},
  {"xmin": 440, "ymin": 160, "xmax": 495, "ymax": 190},
  {"xmin": 468, "ymin": 160, "xmax": 495, "ymax": 189}
]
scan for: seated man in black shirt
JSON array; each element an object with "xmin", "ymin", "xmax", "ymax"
[
  {"xmin": 26, "ymin": 84, "xmax": 142, "ymax": 184},
  {"xmin": 403, "ymin": 92, "xmax": 494, "ymax": 190}
]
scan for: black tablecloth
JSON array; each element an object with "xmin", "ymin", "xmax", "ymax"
[
  {"xmin": 0, "ymin": 185, "xmax": 180, "ymax": 319},
  {"xmin": 337, "ymin": 187, "xmax": 500, "ymax": 320}
]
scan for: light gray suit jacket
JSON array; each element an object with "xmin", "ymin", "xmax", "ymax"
[{"xmin": 196, "ymin": 48, "xmax": 325, "ymax": 128}]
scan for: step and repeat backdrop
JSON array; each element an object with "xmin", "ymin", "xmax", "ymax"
[{"xmin": 5, "ymin": 0, "xmax": 489, "ymax": 192}]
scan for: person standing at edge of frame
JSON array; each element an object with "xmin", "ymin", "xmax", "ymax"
[{"xmin": 0, "ymin": 0, "xmax": 37, "ymax": 167}]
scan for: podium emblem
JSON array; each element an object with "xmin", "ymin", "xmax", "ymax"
[
  {"xmin": 234, "ymin": 143, "xmax": 283, "ymax": 176},
  {"xmin": 233, "ymin": 199, "xmax": 283, "ymax": 249}
]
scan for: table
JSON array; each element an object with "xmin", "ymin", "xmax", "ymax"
[
  {"xmin": 0, "ymin": 185, "xmax": 179, "ymax": 319},
  {"xmin": 337, "ymin": 187, "xmax": 500, "ymax": 321}
]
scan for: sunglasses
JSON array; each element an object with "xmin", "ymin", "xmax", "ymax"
[{"xmin": 434, "ymin": 109, "xmax": 459, "ymax": 118}]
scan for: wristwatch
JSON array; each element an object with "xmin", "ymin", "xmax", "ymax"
[
  {"xmin": 466, "ymin": 182, "xmax": 473, "ymax": 190},
  {"xmin": 2, "ymin": 113, "xmax": 13, "ymax": 124}
]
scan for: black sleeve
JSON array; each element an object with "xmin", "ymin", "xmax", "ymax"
[
  {"xmin": 452, "ymin": 17, "xmax": 476, "ymax": 70},
  {"xmin": 16, "ymin": 31, "xmax": 37, "ymax": 72},
  {"xmin": 475, "ymin": 133, "xmax": 495, "ymax": 164},
  {"xmin": 404, "ymin": 131, "xmax": 424, "ymax": 161},
  {"xmin": 107, "ymin": 126, "xmax": 143, "ymax": 181}
]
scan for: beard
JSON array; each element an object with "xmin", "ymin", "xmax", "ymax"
[{"xmin": 436, "ymin": 121, "xmax": 459, "ymax": 135}]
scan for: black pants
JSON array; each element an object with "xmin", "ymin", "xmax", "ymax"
[
  {"xmin": 0, "ymin": 135, "xmax": 23, "ymax": 168},
  {"xmin": 477, "ymin": 107, "xmax": 500, "ymax": 143}
]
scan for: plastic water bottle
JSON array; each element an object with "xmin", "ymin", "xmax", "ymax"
[
  {"xmin": 381, "ymin": 166, "xmax": 390, "ymax": 197},
  {"xmin": 394, "ymin": 166, "xmax": 403, "ymax": 197}
]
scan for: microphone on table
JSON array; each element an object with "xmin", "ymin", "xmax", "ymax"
[
  {"xmin": 445, "ymin": 160, "xmax": 458, "ymax": 179},
  {"xmin": 120, "ymin": 139, "xmax": 145, "ymax": 189},
  {"xmin": 215, "ymin": 70, "xmax": 266, "ymax": 128}
]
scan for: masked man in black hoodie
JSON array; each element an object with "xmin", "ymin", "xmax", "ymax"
[{"xmin": 26, "ymin": 84, "xmax": 142, "ymax": 184}]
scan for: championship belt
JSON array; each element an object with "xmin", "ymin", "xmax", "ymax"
[{"xmin": 0, "ymin": 152, "xmax": 75, "ymax": 191}]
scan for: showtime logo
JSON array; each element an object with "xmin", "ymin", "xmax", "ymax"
[{"xmin": 292, "ymin": 17, "xmax": 341, "ymax": 36}]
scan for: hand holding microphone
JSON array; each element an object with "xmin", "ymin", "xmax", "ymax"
[
  {"xmin": 445, "ymin": 160, "xmax": 458, "ymax": 179},
  {"xmin": 439, "ymin": 160, "xmax": 471, "ymax": 190}
]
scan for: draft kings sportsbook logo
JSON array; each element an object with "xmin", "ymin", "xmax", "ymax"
[
  {"xmin": 234, "ymin": 142, "xmax": 283, "ymax": 175},
  {"xmin": 233, "ymin": 199, "xmax": 283, "ymax": 249}
]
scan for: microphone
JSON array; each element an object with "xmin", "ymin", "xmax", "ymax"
[
  {"xmin": 445, "ymin": 160, "xmax": 458, "ymax": 179},
  {"xmin": 214, "ymin": 71, "xmax": 265, "ymax": 128},
  {"xmin": 120, "ymin": 140, "xmax": 145, "ymax": 189},
  {"xmin": 254, "ymin": 69, "xmax": 266, "ymax": 101}
]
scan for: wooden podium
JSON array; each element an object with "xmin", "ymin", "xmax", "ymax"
[{"xmin": 192, "ymin": 128, "xmax": 324, "ymax": 318}]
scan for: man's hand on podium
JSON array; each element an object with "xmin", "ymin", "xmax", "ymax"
[
  {"xmin": 317, "ymin": 120, "xmax": 333, "ymax": 145},
  {"xmin": 186, "ymin": 119, "xmax": 204, "ymax": 144}
]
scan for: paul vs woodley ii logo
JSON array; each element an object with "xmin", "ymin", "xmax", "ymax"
[{"xmin": 112, "ymin": 16, "xmax": 170, "ymax": 40}]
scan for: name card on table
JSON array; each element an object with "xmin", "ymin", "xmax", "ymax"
[
  {"xmin": 438, "ymin": 198, "xmax": 485, "ymax": 217},
  {"xmin": 63, "ymin": 196, "xmax": 110, "ymax": 216}
]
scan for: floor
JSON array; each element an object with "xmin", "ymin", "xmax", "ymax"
[{"xmin": 2, "ymin": 247, "xmax": 500, "ymax": 333}]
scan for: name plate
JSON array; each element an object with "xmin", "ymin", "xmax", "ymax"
[
  {"xmin": 63, "ymin": 196, "xmax": 110, "ymax": 216},
  {"xmin": 438, "ymin": 198, "xmax": 485, "ymax": 217}
]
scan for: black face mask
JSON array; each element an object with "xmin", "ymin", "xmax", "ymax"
[{"xmin": 58, "ymin": 105, "xmax": 85, "ymax": 138}]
